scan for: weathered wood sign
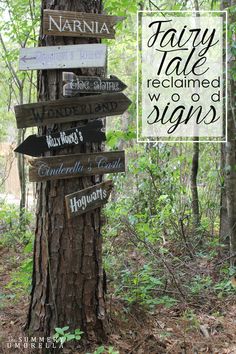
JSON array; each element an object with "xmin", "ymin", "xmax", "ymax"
[
  {"xmin": 14, "ymin": 93, "xmax": 132, "ymax": 129},
  {"xmin": 29, "ymin": 151, "xmax": 125, "ymax": 182},
  {"xmin": 63, "ymin": 72, "xmax": 127, "ymax": 97},
  {"xmin": 14, "ymin": 121, "xmax": 105, "ymax": 157},
  {"xmin": 43, "ymin": 10, "xmax": 124, "ymax": 39},
  {"xmin": 19, "ymin": 44, "xmax": 106, "ymax": 70},
  {"xmin": 65, "ymin": 180, "xmax": 113, "ymax": 218}
]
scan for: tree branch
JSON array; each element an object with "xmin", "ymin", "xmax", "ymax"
[{"xmin": 0, "ymin": 33, "xmax": 22, "ymax": 90}]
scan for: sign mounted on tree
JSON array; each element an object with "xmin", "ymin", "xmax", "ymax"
[
  {"xmin": 43, "ymin": 9, "xmax": 124, "ymax": 39},
  {"xmin": 63, "ymin": 72, "xmax": 127, "ymax": 96},
  {"xmin": 28, "ymin": 151, "xmax": 125, "ymax": 182},
  {"xmin": 14, "ymin": 120, "xmax": 105, "ymax": 157},
  {"xmin": 65, "ymin": 180, "xmax": 113, "ymax": 218},
  {"xmin": 19, "ymin": 43, "xmax": 106, "ymax": 70},
  {"xmin": 14, "ymin": 93, "xmax": 132, "ymax": 129}
]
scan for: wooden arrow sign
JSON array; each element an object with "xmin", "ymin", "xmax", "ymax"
[
  {"xmin": 63, "ymin": 72, "xmax": 127, "ymax": 96},
  {"xmin": 14, "ymin": 121, "xmax": 105, "ymax": 157},
  {"xmin": 43, "ymin": 10, "xmax": 124, "ymax": 39},
  {"xmin": 19, "ymin": 43, "xmax": 106, "ymax": 70},
  {"xmin": 14, "ymin": 93, "xmax": 132, "ymax": 129},
  {"xmin": 29, "ymin": 151, "xmax": 125, "ymax": 182},
  {"xmin": 65, "ymin": 180, "xmax": 113, "ymax": 218}
]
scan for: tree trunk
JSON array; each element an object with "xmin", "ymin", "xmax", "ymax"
[
  {"xmin": 226, "ymin": 101, "xmax": 236, "ymax": 266},
  {"xmin": 191, "ymin": 2, "xmax": 200, "ymax": 235},
  {"xmin": 225, "ymin": 0, "xmax": 236, "ymax": 267},
  {"xmin": 17, "ymin": 88, "xmax": 26, "ymax": 222},
  {"xmin": 219, "ymin": 0, "xmax": 230, "ymax": 245},
  {"xmin": 26, "ymin": 0, "xmax": 107, "ymax": 349},
  {"xmin": 17, "ymin": 129, "xmax": 26, "ymax": 214},
  {"xmin": 191, "ymin": 138, "xmax": 200, "ymax": 233},
  {"xmin": 219, "ymin": 143, "xmax": 229, "ymax": 244},
  {"xmin": 226, "ymin": 66, "xmax": 236, "ymax": 267}
]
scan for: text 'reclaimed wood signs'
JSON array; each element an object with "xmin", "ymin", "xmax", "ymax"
[
  {"xmin": 14, "ymin": 121, "xmax": 105, "ymax": 157},
  {"xmin": 19, "ymin": 44, "xmax": 106, "ymax": 70},
  {"xmin": 65, "ymin": 180, "xmax": 113, "ymax": 218},
  {"xmin": 14, "ymin": 93, "xmax": 132, "ymax": 129},
  {"xmin": 43, "ymin": 10, "xmax": 124, "ymax": 39},
  {"xmin": 63, "ymin": 72, "xmax": 127, "ymax": 96},
  {"xmin": 29, "ymin": 151, "xmax": 125, "ymax": 182}
]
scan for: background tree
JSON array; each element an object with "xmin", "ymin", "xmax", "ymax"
[
  {"xmin": 225, "ymin": 0, "xmax": 236, "ymax": 267},
  {"xmin": 219, "ymin": 0, "xmax": 230, "ymax": 245},
  {"xmin": 190, "ymin": 0, "xmax": 201, "ymax": 236},
  {"xmin": 0, "ymin": 0, "xmax": 39, "ymax": 218}
]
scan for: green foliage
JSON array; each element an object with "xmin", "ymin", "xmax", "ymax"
[
  {"xmin": 104, "ymin": 145, "xmax": 190, "ymax": 244},
  {"xmin": 105, "ymin": 257, "xmax": 177, "ymax": 309},
  {"xmin": 102, "ymin": 3, "xmax": 230, "ymax": 306},
  {"xmin": 0, "ymin": 293, "xmax": 15, "ymax": 309},
  {"xmin": 104, "ymin": 0, "xmax": 137, "ymax": 16},
  {"xmin": 87, "ymin": 346, "xmax": 119, "ymax": 354},
  {"xmin": 152, "ymin": 295, "xmax": 178, "ymax": 308},
  {"xmin": 115, "ymin": 264, "xmax": 164, "ymax": 306},
  {"xmin": 0, "ymin": 0, "xmax": 39, "ymax": 141},
  {"xmin": 182, "ymin": 309, "xmax": 200, "ymax": 330},
  {"xmin": 0, "ymin": 0, "xmax": 40, "ymax": 47},
  {"xmin": 214, "ymin": 278, "xmax": 235, "ymax": 296},
  {"xmin": 6, "ymin": 241, "xmax": 33, "ymax": 297},
  {"xmin": 0, "ymin": 202, "xmax": 33, "ymax": 247},
  {"xmin": 103, "ymin": 140, "xmax": 224, "ymax": 311},
  {"xmin": 53, "ymin": 327, "xmax": 83, "ymax": 345},
  {"xmin": 106, "ymin": 130, "xmax": 136, "ymax": 149},
  {"xmin": 214, "ymin": 267, "xmax": 236, "ymax": 297},
  {"xmin": 2, "ymin": 202, "xmax": 34, "ymax": 298},
  {"xmin": 188, "ymin": 275, "xmax": 213, "ymax": 295}
]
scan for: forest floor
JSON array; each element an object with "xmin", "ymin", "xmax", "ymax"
[{"xmin": 0, "ymin": 246, "xmax": 236, "ymax": 354}]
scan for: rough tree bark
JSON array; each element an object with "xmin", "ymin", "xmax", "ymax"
[
  {"xmin": 219, "ymin": 0, "xmax": 230, "ymax": 244},
  {"xmin": 219, "ymin": 143, "xmax": 229, "ymax": 243},
  {"xmin": 26, "ymin": 0, "xmax": 107, "ymax": 348},
  {"xmin": 17, "ymin": 130, "xmax": 26, "ymax": 213},
  {"xmin": 225, "ymin": 0, "xmax": 236, "ymax": 267},
  {"xmin": 17, "ymin": 99, "xmax": 26, "ymax": 222},
  {"xmin": 226, "ymin": 82, "xmax": 236, "ymax": 266},
  {"xmin": 191, "ymin": 139, "xmax": 200, "ymax": 232},
  {"xmin": 190, "ymin": 1, "xmax": 200, "ymax": 234}
]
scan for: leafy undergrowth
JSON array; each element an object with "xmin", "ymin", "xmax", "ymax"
[
  {"xmin": 0, "ymin": 200, "xmax": 236, "ymax": 353},
  {"xmin": 0, "ymin": 246, "xmax": 236, "ymax": 354},
  {"xmin": 0, "ymin": 246, "xmax": 31, "ymax": 353}
]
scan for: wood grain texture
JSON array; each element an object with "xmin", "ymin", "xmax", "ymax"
[
  {"xmin": 14, "ymin": 120, "xmax": 105, "ymax": 157},
  {"xmin": 63, "ymin": 72, "xmax": 127, "ymax": 96},
  {"xmin": 19, "ymin": 43, "xmax": 106, "ymax": 70},
  {"xmin": 29, "ymin": 150, "xmax": 125, "ymax": 182},
  {"xmin": 43, "ymin": 9, "xmax": 124, "ymax": 39},
  {"xmin": 14, "ymin": 92, "xmax": 132, "ymax": 128},
  {"xmin": 65, "ymin": 180, "xmax": 113, "ymax": 218}
]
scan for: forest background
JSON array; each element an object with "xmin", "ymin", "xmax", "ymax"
[{"xmin": 0, "ymin": 0, "xmax": 236, "ymax": 353}]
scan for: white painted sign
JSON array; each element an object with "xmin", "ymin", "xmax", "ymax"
[{"xmin": 19, "ymin": 44, "xmax": 107, "ymax": 71}]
